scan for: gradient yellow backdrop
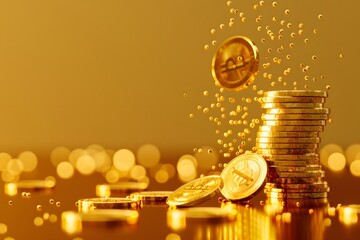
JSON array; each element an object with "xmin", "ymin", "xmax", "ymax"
[{"xmin": 0, "ymin": 0, "xmax": 357, "ymax": 157}]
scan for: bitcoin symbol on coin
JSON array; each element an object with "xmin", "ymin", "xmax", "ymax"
[{"xmin": 212, "ymin": 36, "xmax": 259, "ymax": 91}]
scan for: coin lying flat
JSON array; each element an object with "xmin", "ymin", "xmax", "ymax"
[
  {"xmin": 265, "ymin": 108, "xmax": 330, "ymax": 114},
  {"xmin": 257, "ymin": 131, "xmax": 320, "ymax": 138},
  {"xmin": 262, "ymin": 154, "xmax": 320, "ymax": 161},
  {"xmin": 260, "ymin": 96, "xmax": 326, "ymax": 103},
  {"xmin": 261, "ymin": 113, "xmax": 328, "ymax": 120},
  {"xmin": 61, "ymin": 210, "xmax": 139, "ymax": 234},
  {"xmin": 96, "ymin": 182, "xmax": 149, "ymax": 197},
  {"xmin": 268, "ymin": 165, "xmax": 322, "ymax": 172},
  {"xmin": 4, "ymin": 179, "xmax": 56, "ymax": 196},
  {"xmin": 256, "ymin": 137, "xmax": 321, "ymax": 144},
  {"xmin": 266, "ymin": 177, "xmax": 324, "ymax": 184},
  {"xmin": 262, "ymin": 120, "xmax": 326, "ymax": 126},
  {"xmin": 258, "ymin": 148, "xmax": 317, "ymax": 155},
  {"xmin": 261, "ymin": 102, "xmax": 324, "ymax": 109},
  {"xmin": 129, "ymin": 191, "xmax": 173, "ymax": 205},
  {"xmin": 220, "ymin": 152, "xmax": 267, "ymax": 201},
  {"xmin": 259, "ymin": 125, "xmax": 324, "ymax": 132},
  {"xmin": 78, "ymin": 197, "xmax": 142, "ymax": 212},
  {"xmin": 266, "ymin": 160, "xmax": 320, "ymax": 166},
  {"xmin": 264, "ymin": 90, "xmax": 328, "ymax": 97},
  {"xmin": 212, "ymin": 36, "xmax": 259, "ymax": 91},
  {"xmin": 265, "ymin": 192, "xmax": 328, "ymax": 199},
  {"xmin": 257, "ymin": 143, "xmax": 319, "ymax": 149},
  {"xmin": 267, "ymin": 170, "xmax": 325, "ymax": 178},
  {"xmin": 166, "ymin": 175, "xmax": 223, "ymax": 207}
]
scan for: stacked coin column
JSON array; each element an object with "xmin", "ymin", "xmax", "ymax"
[{"xmin": 256, "ymin": 90, "xmax": 330, "ymax": 200}]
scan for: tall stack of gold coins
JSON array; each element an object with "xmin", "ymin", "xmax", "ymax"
[{"xmin": 256, "ymin": 90, "xmax": 330, "ymax": 200}]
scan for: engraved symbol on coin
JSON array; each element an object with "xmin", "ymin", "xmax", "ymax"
[
  {"xmin": 232, "ymin": 161, "xmax": 254, "ymax": 187},
  {"xmin": 212, "ymin": 36, "xmax": 259, "ymax": 91}
]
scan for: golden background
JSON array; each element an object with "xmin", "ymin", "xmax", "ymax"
[{"xmin": 0, "ymin": 0, "xmax": 357, "ymax": 156}]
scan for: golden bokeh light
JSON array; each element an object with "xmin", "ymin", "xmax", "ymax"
[
  {"xmin": 320, "ymin": 144, "xmax": 343, "ymax": 167},
  {"xmin": 56, "ymin": 161, "xmax": 75, "ymax": 179},
  {"xmin": 350, "ymin": 160, "xmax": 360, "ymax": 177},
  {"xmin": 1, "ymin": 170, "xmax": 19, "ymax": 183},
  {"xmin": 129, "ymin": 165, "xmax": 147, "ymax": 181},
  {"xmin": 7, "ymin": 159, "xmax": 24, "ymax": 175},
  {"xmin": 92, "ymin": 150, "xmax": 112, "ymax": 173},
  {"xmin": 34, "ymin": 217, "xmax": 44, "ymax": 227},
  {"xmin": 155, "ymin": 169, "xmax": 169, "ymax": 184},
  {"xmin": 345, "ymin": 144, "xmax": 360, "ymax": 165},
  {"xmin": 113, "ymin": 149, "xmax": 135, "ymax": 172},
  {"xmin": 69, "ymin": 148, "xmax": 87, "ymax": 167},
  {"xmin": 136, "ymin": 144, "xmax": 161, "ymax": 168},
  {"xmin": 0, "ymin": 153, "xmax": 11, "ymax": 171},
  {"xmin": 50, "ymin": 146, "xmax": 71, "ymax": 167},
  {"xmin": 165, "ymin": 233, "xmax": 181, "ymax": 240},
  {"xmin": 18, "ymin": 151, "xmax": 38, "ymax": 172},
  {"xmin": 105, "ymin": 168, "xmax": 120, "ymax": 183},
  {"xmin": 0, "ymin": 223, "xmax": 7, "ymax": 235},
  {"xmin": 176, "ymin": 155, "xmax": 197, "ymax": 182},
  {"xmin": 76, "ymin": 155, "xmax": 96, "ymax": 175},
  {"xmin": 328, "ymin": 152, "xmax": 346, "ymax": 172}
]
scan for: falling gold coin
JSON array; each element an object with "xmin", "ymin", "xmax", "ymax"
[
  {"xmin": 220, "ymin": 152, "xmax": 267, "ymax": 201},
  {"xmin": 212, "ymin": 36, "xmax": 259, "ymax": 91}
]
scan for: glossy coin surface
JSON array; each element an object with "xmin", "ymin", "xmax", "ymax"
[
  {"xmin": 212, "ymin": 36, "xmax": 259, "ymax": 91},
  {"xmin": 220, "ymin": 152, "xmax": 267, "ymax": 201},
  {"xmin": 261, "ymin": 102, "xmax": 324, "ymax": 109},
  {"xmin": 78, "ymin": 197, "xmax": 141, "ymax": 212},
  {"xmin": 261, "ymin": 113, "xmax": 328, "ymax": 120},
  {"xmin": 258, "ymin": 148, "xmax": 317, "ymax": 155},
  {"xmin": 256, "ymin": 137, "xmax": 321, "ymax": 143},
  {"xmin": 259, "ymin": 125, "xmax": 324, "ymax": 132},
  {"xmin": 260, "ymin": 96, "xmax": 325, "ymax": 103},
  {"xmin": 257, "ymin": 131, "xmax": 319, "ymax": 138},
  {"xmin": 265, "ymin": 108, "xmax": 329, "ymax": 114},
  {"xmin": 96, "ymin": 182, "xmax": 149, "ymax": 197},
  {"xmin": 257, "ymin": 143, "xmax": 319, "ymax": 149},
  {"xmin": 129, "ymin": 191, "xmax": 173, "ymax": 205},
  {"xmin": 264, "ymin": 90, "xmax": 328, "ymax": 97},
  {"xmin": 166, "ymin": 175, "xmax": 222, "ymax": 207},
  {"xmin": 262, "ymin": 120, "xmax": 326, "ymax": 126},
  {"xmin": 265, "ymin": 192, "xmax": 328, "ymax": 199}
]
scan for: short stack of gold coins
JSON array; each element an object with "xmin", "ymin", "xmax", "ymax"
[{"xmin": 256, "ymin": 90, "xmax": 330, "ymax": 200}]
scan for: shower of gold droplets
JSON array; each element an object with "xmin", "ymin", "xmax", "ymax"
[{"xmin": 195, "ymin": 0, "xmax": 332, "ymax": 165}]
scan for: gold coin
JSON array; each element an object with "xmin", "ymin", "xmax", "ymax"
[
  {"xmin": 268, "ymin": 165, "xmax": 322, "ymax": 172},
  {"xmin": 211, "ymin": 36, "xmax": 259, "ymax": 91},
  {"xmin": 256, "ymin": 137, "xmax": 320, "ymax": 144},
  {"xmin": 265, "ymin": 191, "xmax": 328, "ymax": 199},
  {"xmin": 266, "ymin": 160, "xmax": 320, "ymax": 166},
  {"xmin": 61, "ymin": 210, "xmax": 139, "ymax": 234},
  {"xmin": 96, "ymin": 182, "xmax": 149, "ymax": 197},
  {"xmin": 220, "ymin": 152, "xmax": 267, "ymax": 201},
  {"xmin": 259, "ymin": 125, "xmax": 324, "ymax": 132},
  {"xmin": 4, "ymin": 179, "xmax": 56, "ymax": 196},
  {"xmin": 262, "ymin": 120, "xmax": 326, "ymax": 126},
  {"xmin": 264, "ymin": 187, "xmax": 329, "ymax": 193},
  {"xmin": 265, "ymin": 198, "xmax": 329, "ymax": 208},
  {"xmin": 258, "ymin": 148, "xmax": 317, "ymax": 155},
  {"xmin": 257, "ymin": 131, "xmax": 320, "ymax": 138},
  {"xmin": 257, "ymin": 143, "xmax": 319, "ymax": 149},
  {"xmin": 265, "ymin": 182, "xmax": 329, "ymax": 190},
  {"xmin": 261, "ymin": 102, "xmax": 324, "ymax": 109},
  {"xmin": 262, "ymin": 153, "xmax": 320, "ymax": 161},
  {"xmin": 267, "ymin": 170, "xmax": 325, "ymax": 178},
  {"xmin": 166, "ymin": 175, "xmax": 222, "ymax": 207},
  {"xmin": 265, "ymin": 108, "xmax": 330, "ymax": 114},
  {"xmin": 78, "ymin": 197, "xmax": 142, "ymax": 212},
  {"xmin": 266, "ymin": 176, "xmax": 324, "ymax": 184},
  {"xmin": 129, "ymin": 191, "xmax": 173, "ymax": 205},
  {"xmin": 260, "ymin": 96, "xmax": 326, "ymax": 103},
  {"xmin": 264, "ymin": 90, "xmax": 328, "ymax": 97},
  {"xmin": 261, "ymin": 113, "xmax": 328, "ymax": 120}
]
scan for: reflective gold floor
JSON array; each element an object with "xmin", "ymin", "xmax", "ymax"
[{"xmin": 0, "ymin": 169, "xmax": 359, "ymax": 240}]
